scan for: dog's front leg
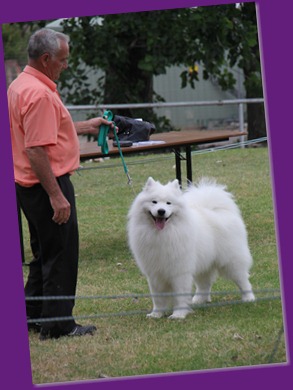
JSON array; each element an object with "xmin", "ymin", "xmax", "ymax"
[
  {"xmin": 146, "ymin": 277, "xmax": 170, "ymax": 318},
  {"xmin": 169, "ymin": 274, "xmax": 193, "ymax": 319}
]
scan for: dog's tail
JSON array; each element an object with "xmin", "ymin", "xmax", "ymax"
[{"xmin": 185, "ymin": 177, "xmax": 240, "ymax": 214}]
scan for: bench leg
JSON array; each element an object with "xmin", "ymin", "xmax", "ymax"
[
  {"xmin": 173, "ymin": 147, "xmax": 182, "ymax": 186},
  {"xmin": 186, "ymin": 145, "xmax": 192, "ymax": 185}
]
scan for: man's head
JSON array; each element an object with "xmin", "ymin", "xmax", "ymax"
[{"xmin": 27, "ymin": 28, "xmax": 70, "ymax": 81}]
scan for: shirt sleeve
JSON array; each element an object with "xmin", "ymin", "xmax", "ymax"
[{"xmin": 23, "ymin": 94, "xmax": 59, "ymax": 148}]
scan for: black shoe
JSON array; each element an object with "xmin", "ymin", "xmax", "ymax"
[
  {"xmin": 39, "ymin": 324, "xmax": 97, "ymax": 340},
  {"xmin": 28, "ymin": 322, "xmax": 42, "ymax": 333},
  {"xmin": 67, "ymin": 324, "xmax": 97, "ymax": 337},
  {"xmin": 39, "ymin": 328, "xmax": 57, "ymax": 341},
  {"xmin": 27, "ymin": 316, "xmax": 42, "ymax": 333}
]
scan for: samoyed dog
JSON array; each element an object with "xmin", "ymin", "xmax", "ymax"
[{"xmin": 127, "ymin": 177, "xmax": 255, "ymax": 319}]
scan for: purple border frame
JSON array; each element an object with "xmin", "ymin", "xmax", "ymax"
[{"xmin": 0, "ymin": 1, "xmax": 292, "ymax": 389}]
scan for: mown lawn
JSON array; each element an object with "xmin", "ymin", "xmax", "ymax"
[{"xmin": 22, "ymin": 146, "xmax": 287, "ymax": 385}]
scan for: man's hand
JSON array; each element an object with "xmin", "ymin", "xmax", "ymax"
[
  {"xmin": 75, "ymin": 117, "xmax": 118, "ymax": 138},
  {"xmin": 49, "ymin": 192, "xmax": 71, "ymax": 225}
]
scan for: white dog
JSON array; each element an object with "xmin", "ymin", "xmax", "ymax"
[{"xmin": 127, "ymin": 177, "xmax": 255, "ymax": 319}]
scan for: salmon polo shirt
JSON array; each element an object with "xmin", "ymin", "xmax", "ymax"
[{"xmin": 8, "ymin": 65, "xmax": 80, "ymax": 187}]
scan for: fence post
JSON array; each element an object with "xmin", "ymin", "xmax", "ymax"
[{"xmin": 239, "ymin": 102, "xmax": 245, "ymax": 148}]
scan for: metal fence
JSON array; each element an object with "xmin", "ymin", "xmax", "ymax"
[{"xmin": 67, "ymin": 97, "xmax": 265, "ymax": 139}]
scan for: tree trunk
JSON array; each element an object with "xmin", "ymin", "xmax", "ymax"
[
  {"xmin": 104, "ymin": 51, "xmax": 154, "ymax": 121},
  {"xmin": 246, "ymin": 102, "xmax": 266, "ymax": 140},
  {"xmin": 244, "ymin": 68, "xmax": 267, "ymax": 140}
]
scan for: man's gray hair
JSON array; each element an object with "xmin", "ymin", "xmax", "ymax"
[{"xmin": 27, "ymin": 28, "xmax": 69, "ymax": 59}]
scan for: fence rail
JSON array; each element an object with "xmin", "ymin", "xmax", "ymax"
[
  {"xmin": 66, "ymin": 98, "xmax": 264, "ymax": 111},
  {"xmin": 67, "ymin": 98, "xmax": 265, "ymax": 143}
]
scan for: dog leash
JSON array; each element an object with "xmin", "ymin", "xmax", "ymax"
[{"xmin": 98, "ymin": 110, "xmax": 134, "ymax": 189}]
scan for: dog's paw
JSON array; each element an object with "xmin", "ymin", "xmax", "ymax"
[
  {"xmin": 168, "ymin": 309, "xmax": 191, "ymax": 320},
  {"xmin": 192, "ymin": 294, "xmax": 211, "ymax": 305},
  {"xmin": 242, "ymin": 292, "xmax": 256, "ymax": 302},
  {"xmin": 168, "ymin": 313, "xmax": 186, "ymax": 320},
  {"xmin": 146, "ymin": 311, "xmax": 164, "ymax": 319}
]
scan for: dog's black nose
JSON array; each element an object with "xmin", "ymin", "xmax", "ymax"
[{"xmin": 157, "ymin": 209, "xmax": 166, "ymax": 216}]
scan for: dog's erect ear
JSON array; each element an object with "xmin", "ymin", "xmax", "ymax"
[
  {"xmin": 144, "ymin": 177, "xmax": 156, "ymax": 190},
  {"xmin": 171, "ymin": 179, "xmax": 180, "ymax": 190}
]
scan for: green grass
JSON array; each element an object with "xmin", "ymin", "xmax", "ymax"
[{"xmin": 21, "ymin": 146, "xmax": 287, "ymax": 385}]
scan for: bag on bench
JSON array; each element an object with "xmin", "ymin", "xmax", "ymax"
[{"xmin": 114, "ymin": 115, "xmax": 156, "ymax": 143}]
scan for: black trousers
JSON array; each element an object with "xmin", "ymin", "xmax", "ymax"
[{"xmin": 16, "ymin": 174, "xmax": 78, "ymax": 335}]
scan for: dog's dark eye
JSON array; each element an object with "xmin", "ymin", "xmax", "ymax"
[
  {"xmin": 166, "ymin": 202, "xmax": 171, "ymax": 205},
  {"xmin": 152, "ymin": 200, "xmax": 157, "ymax": 204}
]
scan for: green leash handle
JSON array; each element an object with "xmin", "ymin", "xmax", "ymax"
[
  {"xmin": 97, "ymin": 110, "xmax": 132, "ymax": 185},
  {"xmin": 97, "ymin": 110, "xmax": 114, "ymax": 154}
]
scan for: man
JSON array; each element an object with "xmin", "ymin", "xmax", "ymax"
[{"xmin": 8, "ymin": 28, "xmax": 114, "ymax": 340}]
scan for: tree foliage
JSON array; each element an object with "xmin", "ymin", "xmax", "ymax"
[
  {"xmin": 3, "ymin": 3, "xmax": 265, "ymax": 137},
  {"xmin": 60, "ymin": 3, "xmax": 264, "ymax": 137},
  {"xmin": 2, "ymin": 24, "xmax": 31, "ymax": 64},
  {"xmin": 2, "ymin": 21, "xmax": 47, "ymax": 63}
]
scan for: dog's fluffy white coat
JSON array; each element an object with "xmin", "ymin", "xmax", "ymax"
[{"xmin": 127, "ymin": 177, "xmax": 255, "ymax": 319}]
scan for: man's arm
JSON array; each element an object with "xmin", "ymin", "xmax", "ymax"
[
  {"xmin": 74, "ymin": 117, "xmax": 116, "ymax": 137},
  {"xmin": 25, "ymin": 146, "xmax": 71, "ymax": 225}
]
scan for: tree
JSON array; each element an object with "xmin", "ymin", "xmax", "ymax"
[
  {"xmin": 61, "ymin": 11, "xmax": 190, "ymax": 129},
  {"xmin": 59, "ymin": 3, "xmax": 264, "ymax": 138},
  {"xmin": 180, "ymin": 3, "xmax": 265, "ymax": 139},
  {"xmin": 2, "ymin": 22, "xmax": 47, "ymax": 63},
  {"xmin": 2, "ymin": 24, "xmax": 29, "ymax": 63}
]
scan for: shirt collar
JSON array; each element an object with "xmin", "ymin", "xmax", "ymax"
[{"xmin": 23, "ymin": 65, "xmax": 57, "ymax": 92}]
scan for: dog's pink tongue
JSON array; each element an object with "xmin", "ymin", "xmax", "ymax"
[{"xmin": 155, "ymin": 218, "xmax": 166, "ymax": 230}]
